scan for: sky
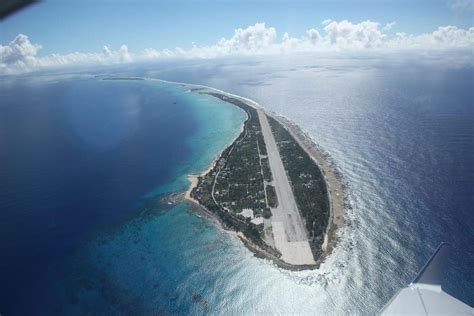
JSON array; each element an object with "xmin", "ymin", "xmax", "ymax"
[{"xmin": 0, "ymin": 0, "xmax": 473, "ymax": 74}]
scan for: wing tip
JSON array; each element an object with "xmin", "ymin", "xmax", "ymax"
[{"xmin": 411, "ymin": 242, "xmax": 451, "ymax": 286}]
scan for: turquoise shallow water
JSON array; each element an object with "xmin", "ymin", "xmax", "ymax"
[{"xmin": 49, "ymin": 82, "xmax": 252, "ymax": 315}]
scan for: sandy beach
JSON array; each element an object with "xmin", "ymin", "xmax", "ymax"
[{"xmin": 184, "ymin": 176, "xmax": 199, "ymax": 202}]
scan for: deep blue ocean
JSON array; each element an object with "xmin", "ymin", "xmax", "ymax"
[
  {"xmin": 0, "ymin": 59, "xmax": 473, "ymax": 315},
  {"xmin": 0, "ymin": 77, "xmax": 246, "ymax": 314}
]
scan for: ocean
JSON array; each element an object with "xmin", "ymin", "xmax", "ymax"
[
  {"xmin": 0, "ymin": 58, "xmax": 473, "ymax": 314},
  {"xmin": 0, "ymin": 76, "xmax": 246, "ymax": 314}
]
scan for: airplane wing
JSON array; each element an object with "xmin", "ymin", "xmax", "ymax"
[
  {"xmin": 381, "ymin": 243, "xmax": 473, "ymax": 315},
  {"xmin": 0, "ymin": 0, "xmax": 36, "ymax": 20}
]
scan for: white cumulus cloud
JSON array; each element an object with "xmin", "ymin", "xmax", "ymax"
[
  {"xmin": 0, "ymin": 35, "xmax": 137, "ymax": 74},
  {"xmin": 218, "ymin": 22, "xmax": 277, "ymax": 53},
  {"xmin": 306, "ymin": 28, "xmax": 322, "ymax": 44},
  {"xmin": 1, "ymin": 21, "xmax": 473, "ymax": 75},
  {"xmin": 389, "ymin": 25, "xmax": 474, "ymax": 50},
  {"xmin": 323, "ymin": 20, "xmax": 387, "ymax": 49},
  {"xmin": 0, "ymin": 34, "xmax": 42, "ymax": 72}
]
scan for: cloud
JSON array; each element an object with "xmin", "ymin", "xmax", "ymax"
[
  {"xmin": 218, "ymin": 22, "xmax": 277, "ymax": 54},
  {"xmin": 323, "ymin": 20, "xmax": 387, "ymax": 49},
  {"xmin": 0, "ymin": 34, "xmax": 41, "ymax": 72},
  {"xmin": 447, "ymin": 0, "xmax": 474, "ymax": 11},
  {"xmin": 390, "ymin": 26, "xmax": 474, "ymax": 50},
  {"xmin": 175, "ymin": 21, "xmax": 473, "ymax": 56},
  {"xmin": 322, "ymin": 19, "xmax": 332, "ymax": 26},
  {"xmin": 0, "ymin": 35, "xmax": 136, "ymax": 74},
  {"xmin": 1, "ymin": 21, "xmax": 473, "ymax": 75},
  {"xmin": 180, "ymin": 22, "xmax": 277, "ymax": 58},
  {"xmin": 382, "ymin": 22, "xmax": 396, "ymax": 32},
  {"xmin": 103, "ymin": 44, "xmax": 132, "ymax": 62},
  {"xmin": 306, "ymin": 28, "xmax": 322, "ymax": 44}
]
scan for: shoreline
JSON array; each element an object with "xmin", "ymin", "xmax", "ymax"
[
  {"xmin": 107, "ymin": 76, "xmax": 347, "ymax": 270},
  {"xmin": 270, "ymin": 114, "xmax": 346, "ymax": 259},
  {"xmin": 176, "ymin": 82, "xmax": 347, "ymax": 270},
  {"xmin": 184, "ymin": 180, "xmax": 319, "ymax": 271}
]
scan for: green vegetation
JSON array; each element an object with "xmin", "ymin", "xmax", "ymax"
[
  {"xmin": 267, "ymin": 115, "xmax": 330, "ymax": 257},
  {"xmin": 256, "ymin": 132, "xmax": 267, "ymax": 156},
  {"xmin": 265, "ymin": 185, "xmax": 278, "ymax": 208},
  {"xmin": 191, "ymin": 92, "xmax": 274, "ymax": 245},
  {"xmin": 262, "ymin": 207, "xmax": 272, "ymax": 219},
  {"xmin": 261, "ymin": 157, "xmax": 272, "ymax": 182},
  {"xmin": 191, "ymin": 91, "xmax": 329, "ymax": 262}
]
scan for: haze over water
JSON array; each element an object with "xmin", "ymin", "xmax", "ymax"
[{"xmin": 0, "ymin": 57, "xmax": 473, "ymax": 314}]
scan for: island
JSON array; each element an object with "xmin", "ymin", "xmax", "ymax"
[
  {"xmin": 89, "ymin": 76, "xmax": 345, "ymax": 269},
  {"xmin": 186, "ymin": 88, "xmax": 346, "ymax": 270}
]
